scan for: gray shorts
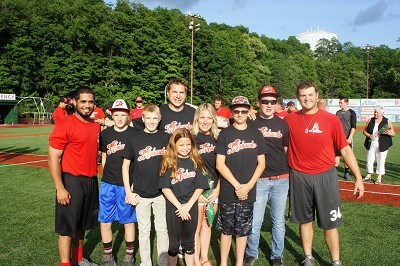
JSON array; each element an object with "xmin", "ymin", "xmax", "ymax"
[{"xmin": 289, "ymin": 167, "xmax": 342, "ymax": 230}]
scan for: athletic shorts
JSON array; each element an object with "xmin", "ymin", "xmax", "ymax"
[
  {"xmin": 216, "ymin": 201, "xmax": 254, "ymax": 237},
  {"xmin": 289, "ymin": 167, "xmax": 342, "ymax": 230},
  {"xmin": 55, "ymin": 173, "xmax": 99, "ymax": 238},
  {"xmin": 98, "ymin": 182, "xmax": 137, "ymax": 224}
]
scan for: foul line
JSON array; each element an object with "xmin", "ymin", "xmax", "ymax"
[
  {"xmin": 340, "ymin": 188, "xmax": 400, "ymax": 197},
  {"xmin": 0, "ymin": 159, "xmax": 48, "ymax": 168}
]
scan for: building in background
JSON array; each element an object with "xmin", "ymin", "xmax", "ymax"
[{"xmin": 296, "ymin": 27, "xmax": 338, "ymax": 51}]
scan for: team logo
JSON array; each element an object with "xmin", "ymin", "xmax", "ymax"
[
  {"xmin": 164, "ymin": 121, "xmax": 192, "ymax": 134},
  {"xmin": 171, "ymin": 168, "xmax": 196, "ymax": 184},
  {"xmin": 308, "ymin": 122, "xmax": 323, "ymax": 134},
  {"xmin": 227, "ymin": 139, "xmax": 257, "ymax": 155},
  {"xmin": 198, "ymin": 143, "xmax": 215, "ymax": 154},
  {"xmin": 107, "ymin": 140, "xmax": 125, "ymax": 155},
  {"xmin": 138, "ymin": 146, "xmax": 166, "ymax": 161},
  {"xmin": 258, "ymin": 127, "xmax": 283, "ymax": 138}
]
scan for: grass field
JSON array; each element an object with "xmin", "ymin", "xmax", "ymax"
[{"xmin": 0, "ymin": 124, "xmax": 399, "ymax": 265}]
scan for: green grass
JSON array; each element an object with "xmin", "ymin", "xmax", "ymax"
[{"xmin": 0, "ymin": 124, "xmax": 399, "ymax": 265}]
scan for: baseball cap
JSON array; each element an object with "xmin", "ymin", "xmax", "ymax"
[
  {"xmin": 286, "ymin": 101, "xmax": 295, "ymax": 107},
  {"xmin": 135, "ymin": 96, "xmax": 143, "ymax": 103},
  {"xmin": 109, "ymin": 99, "xmax": 130, "ymax": 112},
  {"xmin": 230, "ymin": 96, "xmax": 251, "ymax": 108},
  {"xmin": 258, "ymin": 85, "xmax": 279, "ymax": 98},
  {"xmin": 59, "ymin": 97, "xmax": 68, "ymax": 103}
]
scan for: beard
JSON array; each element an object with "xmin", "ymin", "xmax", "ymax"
[{"xmin": 76, "ymin": 108, "xmax": 93, "ymax": 120}]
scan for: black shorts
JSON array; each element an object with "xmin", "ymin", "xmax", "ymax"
[
  {"xmin": 55, "ymin": 173, "xmax": 99, "ymax": 238},
  {"xmin": 216, "ymin": 201, "xmax": 254, "ymax": 237},
  {"xmin": 289, "ymin": 167, "xmax": 342, "ymax": 230}
]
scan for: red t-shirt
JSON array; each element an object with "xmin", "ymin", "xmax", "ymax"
[
  {"xmin": 90, "ymin": 107, "xmax": 105, "ymax": 120},
  {"xmin": 130, "ymin": 107, "xmax": 144, "ymax": 120},
  {"xmin": 284, "ymin": 109, "xmax": 348, "ymax": 174},
  {"xmin": 275, "ymin": 110, "xmax": 288, "ymax": 119},
  {"xmin": 215, "ymin": 106, "xmax": 232, "ymax": 119},
  {"xmin": 52, "ymin": 106, "xmax": 68, "ymax": 125},
  {"xmin": 49, "ymin": 114, "xmax": 101, "ymax": 177}
]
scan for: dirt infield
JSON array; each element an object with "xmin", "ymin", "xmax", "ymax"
[{"xmin": 0, "ymin": 152, "xmax": 398, "ymax": 208}]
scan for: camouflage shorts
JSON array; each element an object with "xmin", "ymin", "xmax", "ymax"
[{"xmin": 216, "ymin": 201, "xmax": 254, "ymax": 237}]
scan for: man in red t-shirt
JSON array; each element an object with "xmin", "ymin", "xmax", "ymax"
[
  {"xmin": 214, "ymin": 96, "xmax": 231, "ymax": 129},
  {"xmin": 274, "ymin": 98, "xmax": 288, "ymax": 119},
  {"xmin": 52, "ymin": 97, "xmax": 69, "ymax": 125},
  {"xmin": 284, "ymin": 81, "xmax": 364, "ymax": 266},
  {"xmin": 130, "ymin": 96, "xmax": 144, "ymax": 120},
  {"xmin": 48, "ymin": 86, "xmax": 101, "ymax": 266}
]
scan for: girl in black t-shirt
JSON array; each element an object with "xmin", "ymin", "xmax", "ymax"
[{"xmin": 159, "ymin": 128, "xmax": 209, "ymax": 266}]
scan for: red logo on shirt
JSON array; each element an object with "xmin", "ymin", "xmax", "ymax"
[
  {"xmin": 107, "ymin": 140, "xmax": 125, "ymax": 155},
  {"xmin": 227, "ymin": 139, "xmax": 257, "ymax": 155},
  {"xmin": 258, "ymin": 127, "xmax": 283, "ymax": 138},
  {"xmin": 171, "ymin": 168, "xmax": 196, "ymax": 184},
  {"xmin": 164, "ymin": 121, "xmax": 192, "ymax": 134},
  {"xmin": 138, "ymin": 146, "xmax": 166, "ymax": 161},
  {"xmin": 198, "ymin": 143, "xmax": 215, "ymax": 154}
]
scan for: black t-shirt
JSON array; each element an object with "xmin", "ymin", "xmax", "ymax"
[
  {"xmin": 195, "ymin": 132, "xmax": 219, "ymax": 188},
  {"xmin": 121, "ymin": 130, "xmax": 170, "ymax": 198},
  {"xmin": 101, "ymin": 126, "xmax": 136, "ymax": 186},
  {"xmin": 249, "ymin": 114, "xmax": 290, "ymax": 176},
  {"xmin": 159, "ymin": 104, "xmax": 196, "ymax": 134},
  {"xmin": 159, "ymin": 158, "xmax": 209, "ymax": 208},
  {"xmin": 215, "ymin": 124, "xmax": 267, "ymax": 203}
]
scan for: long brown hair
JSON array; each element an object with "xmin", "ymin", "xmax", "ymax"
[{"xmin": 159, "ymin": 128, "xmax": 207, "ymax": 178}]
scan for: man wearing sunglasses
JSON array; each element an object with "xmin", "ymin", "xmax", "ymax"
[{"xmin": 244, "ymin": 86, "xmax": 290, "ymax": 266}]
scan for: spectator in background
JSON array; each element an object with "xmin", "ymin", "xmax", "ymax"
[
  {"xmin": 274, "ymin": 99, "xmax": 288, "ymax": 119},
  {"xmin": 286, "ymin": 101, "xmax": 297, "ymax": 113},
  {"xmin": 317, "ymin": 99, "xmax": 327, "ymax": 110},
  {"xmin": 53, "ymin": 97, "xmax": 69, "ymax": 125},
  {"xmin": 66, "ymin": 98, "xmax": 75, "ymax": 115},
  {"xmin": 335, "ymin": 97, "xmax": 357, "ymax": 181},
  {"xmin": 214, "ymin": 96, "xmax": 231, "ymax": 129},
  {"xmin": 362, "ymin": 106, "xmax": 395, "ymax": 184},
  {"xmin": 130, "ymin": 96, "xmax": 145, "ymax": 121},
  {"xmin": 90, "ymin": 104, "xmax": 106, "ymax": 126}
]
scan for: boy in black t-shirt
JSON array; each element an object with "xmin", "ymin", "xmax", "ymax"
[
  {"xmin": 99, "ymin": 99, "xmax": 136, "ymax": 266},
  {"xmin": 215, "ymin": 96, "xmax": 266, "ymax": 266},
  {"xmin": 121, "ymin": 104, "xmax": 170, "ymax": 266}
]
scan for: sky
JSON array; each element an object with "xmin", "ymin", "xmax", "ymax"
[{"xmin": 108, "ymin": 0, "xmax": 400, "ymax": 49}]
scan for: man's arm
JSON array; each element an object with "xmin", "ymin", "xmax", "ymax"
[
  {"xmin": 340, "ymin": 146, "xmax": 364, "ymax": 199},
  {"xmin": 236, "ymin": 154, "xmax": 265, "ymax": 198},
  {"xmin": 48, "ymin": 146, "xmax": 70, "ymax": 205}
]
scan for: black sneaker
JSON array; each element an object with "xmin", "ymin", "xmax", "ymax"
[
  {"xmin": 272, "ymin": 256, "xmax": 283, "ymax": 266},
  {"xmin": 243, "ymin": 255, "xmax": 256, "ymax": 266}
]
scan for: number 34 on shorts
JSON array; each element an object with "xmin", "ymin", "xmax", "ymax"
[{"xmin": 330, "ymin": 207, "xmax": 342, "ymax": 222}]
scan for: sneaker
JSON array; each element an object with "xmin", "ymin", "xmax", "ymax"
[
  {"xmin": 363, "ymin": 175, "xmax": 372, "ymax": 181},
  {"xmin": 102, "ymin": 255, "xmax": 116, "ymax": 266},
  {"xmin": 332, "ymin": 260, "xmax": 342, "ymax": 266},
  {"xmin": 75, "ymin": 258, "xmax": 99, "ymax": 266},
  {"xmin": 302, "ymin": 256, "xmax": 314, "ymax": 266},
  {"xmin": 344, "ymin": 173, "xmax": 351, "ymax": 181},
  {"xmin": 272, "ymin": 256, "xmax": 283, "ymax": 266},
  {"xmin": 243, "ymin": 255, "xmax": 256, "ymax": 266},
  {"xmin": 122, "ymin": 255, "xmax": 135, "ymax": 266}
]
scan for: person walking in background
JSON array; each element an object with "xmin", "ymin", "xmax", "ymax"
[
  {"xmin": 335, "ymin": 97, "xmax": 357, "ymax": 181},
  {"xmin": 274, "ymin": 99, "xmax": 288, "ymax": 119},
  {"xmin": 99, "ymin": 99, "xmax": 137, "ymax": 266},
  {"xmin": 317, "ymin": 99, "xmax": 327, "ymax": 110},
  {"xmin": 214, "ymin": 96, "xmax": 231, "ymax": 129},
  {"xmin": 284, "ymin": 81, "xmax": 364, "ymax": 266},
  {"xmin": 122, "ymin": 104, "xmax": 170, "ymax": 266},
  {"xmin": 215, "ymin": 96, "xmax": 266, "ymax": 266},
  {"xmin": 130, "ymin": 96, "xmax": 145, "ymax": 121},
  {"xmin": 244, "ymin": 86, "xmax": 290, "ymax": 266},
  {"xmin": 362, "ymin": 106, "xmax": 395, "ymax": 184},
  {"xmin": 285, "ymin": 101, "xmax": 297, "ymax": 113},
  {"xmin": 53, "ymin": 97, "xmax": 69, "ymax": 125},
  {"xmin": 48, "ymin": 86, "xmax": 101, "ymax": 266},
  {"xmin": 192, "ymin": 103, "xmax": 220, "ymax": 266},
  {"xmin": 159, "ymin": 129, "xmax": 209, "ymax": 266}
]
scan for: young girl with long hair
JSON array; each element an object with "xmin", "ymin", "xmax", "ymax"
[
  {"xmin": 159, "ymin": 128, "xmax": 209, "ymax": 266},
  {"xmin": 192, "ymin": 103, "xmax": 220, "ymax": 266}
]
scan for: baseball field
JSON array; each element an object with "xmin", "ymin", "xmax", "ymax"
[{"xmin": 0, "ymin": 124, "xmax": 399, "ymax": 265}]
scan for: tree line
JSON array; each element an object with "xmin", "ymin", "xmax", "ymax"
[{"xmin": 1, "ymin": 0, "xmax": 399, "ymax": 108}]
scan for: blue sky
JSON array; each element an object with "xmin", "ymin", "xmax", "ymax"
[{"xmin": 107, "ymin": 0, "xmax": 400, "ymax": 48}]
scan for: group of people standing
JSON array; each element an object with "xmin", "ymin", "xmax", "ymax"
[{"xmin": 48, "ymin": 78, "xmax": 393, "ymax": 266}]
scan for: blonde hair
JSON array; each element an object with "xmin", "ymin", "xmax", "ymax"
[
  {"xmin": 142, "ymin": 103, "xmax": 160, "ymax": 117},
  {"xmin": 192, "ymin": 103, "xmax": 219, "ymax": 140},
  {"xmin": 159, "ymin": 128, "xmax": 207, "ymax": 178}
]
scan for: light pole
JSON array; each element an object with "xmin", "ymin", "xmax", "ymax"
[
  {"xmin": 188, "ymin": 19, "xmax": 200, "ymax": 104},
  {"xmin": 365, "ymin": 44, "xmax": 373, "ymax": 99}
]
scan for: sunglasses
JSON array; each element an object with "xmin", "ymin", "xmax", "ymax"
[
  {"xmin": 232, "ymin": 110, "xmax": 249, "ymax": 115},
  {"xmin": 260, "ymin": 99, "xmax": 277, "ymax": 105}
]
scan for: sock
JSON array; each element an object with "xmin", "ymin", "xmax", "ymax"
[
  {"xmin": 103, "ymin": 241, "xmax": 113, "ymax": 256},
  {"xmin": 60, "ymin": 263, "xmax": 71, "ymax": 266},
  {"xmin": 125, "ymin": 241, "xmax": 134, "ymax": 257},
  {"xmin": 71, "ymin": 247, "xmax": 83, "ymax": 263},
  {"xmin": 344, "ymin": 168, "xmax": 349, "ymax": 174}
]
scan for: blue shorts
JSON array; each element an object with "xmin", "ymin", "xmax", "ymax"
[{"xmin": 98, "ymin": 182, "xmax": 137, "ymax": 224}]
